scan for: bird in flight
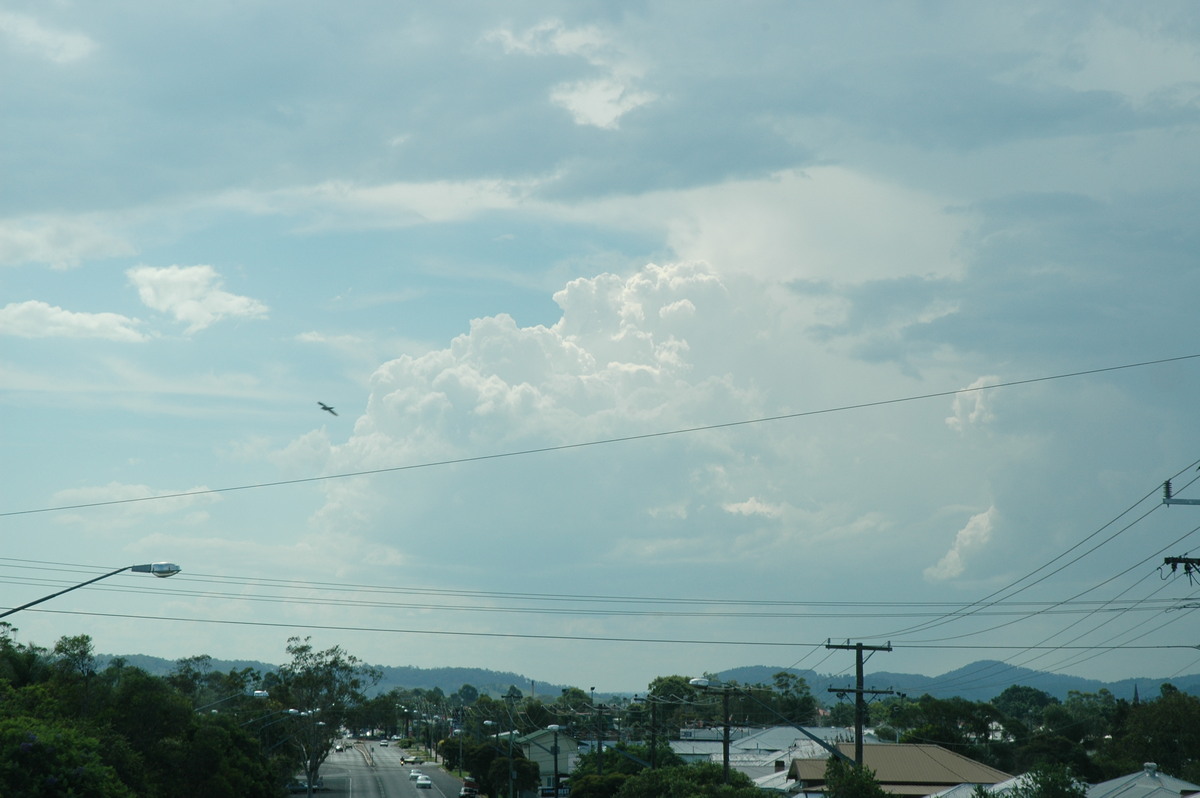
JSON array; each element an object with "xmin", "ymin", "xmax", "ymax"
[{"xmin": 318, "ymin": 402, "xmax": 338, "ymax": 416}]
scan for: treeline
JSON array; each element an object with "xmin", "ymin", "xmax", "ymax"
[
  {"xmin": 362, "ymin": 672, "xmax": 1200, "ymax": 797},
  {"xmin": 0, "ymin": 629, "xmax": 375, "ymax": 797},
  {"xmin": 7, "ymin": 625, "xmax": 1200, "ymax": 798}
]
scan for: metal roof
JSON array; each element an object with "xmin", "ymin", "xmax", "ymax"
[
  {"xmin": 1087, "ymin": 763, "xmax": 1200, "ymax": 798},
  {"xmin": 790, "ymin": 743, "xmax": 1012, "ymax": 791}
]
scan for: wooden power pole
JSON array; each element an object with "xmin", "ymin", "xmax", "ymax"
[{"xmin": 826, "ymin": 640, "xmax": 893, "ymax": 766}]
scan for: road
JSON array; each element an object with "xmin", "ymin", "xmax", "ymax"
[{"xmin": 307, "ymin": 743, "xmax": 466, "ymax": 798}]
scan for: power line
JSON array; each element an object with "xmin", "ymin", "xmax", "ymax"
[
  {"xmin": 11, "ymin": 606, "xmax": 1200, "ymax": 651},
  {"xmin": 2, "ymin": 557, "xmax": 1196, "ymax": 620},
  {"xmin": 4, "ymin": 352, "xmax": 1198, "ymax": 519},
  {"xmin": 867, "ymin": 463, "xmax": 1200, "ymax": 644}
]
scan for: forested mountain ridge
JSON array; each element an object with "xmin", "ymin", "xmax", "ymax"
[
  {"xmin": 717, "ymin": 661, "xmax": 1200, "ymax": 703},
  {"xmin": 100, "ymin": 654, "xmax": 1199, "ymax": 702}
]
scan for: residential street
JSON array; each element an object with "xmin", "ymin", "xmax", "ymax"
[{"xmin": 310, "ymin": 744, "xmax": 464, "ymax": 798}]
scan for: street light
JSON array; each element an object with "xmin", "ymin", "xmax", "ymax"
[
  {"xmin": 688, "ymin": 678, "xmax": 732, "ymax": 784},
  {"xmin": 196, "ymin": 688, "xmax": 269, "ymax": 714},
  {"xmin": 0, "ymin": 562, "xmax": 182, "ymax": 619},
  {"xmin": 547, "ymin": 725, "xmax": 561, "ymax": 796}
]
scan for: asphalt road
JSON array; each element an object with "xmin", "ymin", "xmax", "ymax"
[{"xmin": 307, "ymin": 743, "xmax": 466, "ymax": 798}]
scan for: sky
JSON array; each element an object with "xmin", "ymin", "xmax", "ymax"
[{"xmin": 3, "ymin": 1, "xmax": 1200, "ymax": 697}]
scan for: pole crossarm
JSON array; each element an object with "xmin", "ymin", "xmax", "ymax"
[{"xmin": 1163, "ymin": 480, "xmax": 1200, "ymax": 505}]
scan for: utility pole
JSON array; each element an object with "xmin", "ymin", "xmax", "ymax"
[
  {"xmin": 647, "ymin": 697, "xmax": 658, "ymax": 770},
  {"xmin": 826, "ymin": 640, "xmax": 893, "ymax": 766},
  {"xmin": 1161, "ymin": 482, "xmax": 1200, "ymax": 583},
  {"xmin": 591, "ymin": 687, "xmax": 603, "ymax": 778}
]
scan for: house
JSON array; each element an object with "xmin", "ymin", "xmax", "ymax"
[
  {"xmin": 1087, "ymin": 762, "xmax": 1200, "ymax": 798},
  {"xmin": 787, "ymin": 743, "xmax": 1012, "ymax": 798},
  {"xmin": 672, "ymin": 726, "xmax": 862, "ymax": 786},
  {"xmin": 515, "ymin": 727, "xmax": 579, "ymax": 794}
]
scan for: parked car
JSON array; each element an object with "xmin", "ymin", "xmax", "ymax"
[
  {"xmin": 416, "ymin": 775, "xmax": 433, "ymax": 789},
  {"xmin": 460, "ymin": 788, "xmax": 480, "ymax": 797}
]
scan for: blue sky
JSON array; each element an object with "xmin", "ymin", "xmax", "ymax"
[{"xmin": 4, "ymin": 1, "xmax": 1200, "ymax": 694}]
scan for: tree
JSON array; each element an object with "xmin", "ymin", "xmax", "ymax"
[
  {"xmin": 50, "ymin": 634, "xmax": 97, "ymax": 716},
  {"xmin": 483, "ymin": 749, "xmax": 538, "ymax": 797},
  {"xmin": 1043, "ymin": 690, "xmax": 1117, "ymax": 748},
  {"xmin": 824, "ymin": 757, "xmax": 889, "ymax": 798},
  {"xmin": 611, "ymin": 762, "xmax": 761, "ymax": 798},
  {"xmin": 994, "ymin": 685, "xmax": 1059, "ymax": 730},
  {"xmin": 771, "ymin": 670, "xmax": 819, "ymax": 724},
  {"xmin": 0, "ymin": 716, "xmax": 133, "ymax": 797},
  {"xmin": 1006, "ymin": 763, "xmax": 1087, "ymax": 798},
  {"xmin": 1108, "ymin": 684, "xmax": 1200, "ymax": 782},
  {"xmin": 897, "ymin": 695, "xmax": 1009, "ymax": 767},
  {"xmin": 272, "ymin": 637, "xmax": 379, "ymax": 796}
]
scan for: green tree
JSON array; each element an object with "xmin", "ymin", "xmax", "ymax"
[
  {"xmin": 611, "ymin": 762, "xmax": 761, "ymax": 798},
  {"xmin": 0, "ymin": 716, "xmax": 134, "ymax": 797},
  {"xmin": 1007, "ymin": 762, "xmax": 1087, "ymax": 798},
  {"xmin": 1042, "ymin": 690, "xmax": 1117, "ymax": 748},
  {"xmin": 483, "ymin": 750, "xmax": 538, "ymax": 797},
  {"xmin": 770, "ymin": 671, "xmax": 818, "ymax": 724},
  {"xmin": 824, "ymin": 757, "xmax": 889, "ymax": 798},
  {"xmin": 897, "ymin": 695, "xmax": 1008, "ymax": 767},
  {"xmin": 573, "ymin": 772, "xmax": 629, "ymax": 798},
  {"xmin": 272, "ymin": 636, "xmax": 380, "ymax": 796},
  {"xmin": 173, "ymin": 714, "xmax": 283, "ymax": 798},
  {"xmin": 1108, "ymin": 684, "xmax": 1200, "ymax": 782},
  {"xmin": 828, "ymin": 700, "xmax": 856, "ymax": 726},
  {"xmin": 994, "ymin": 685, "xmax": 1059, "ymax": 730}
]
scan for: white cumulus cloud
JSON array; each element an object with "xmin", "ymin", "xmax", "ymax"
[
  {"xmin": 924, "ymin": 506, "xmax": 997, "ymax": 581},
  {"xmin": 946, "ymin": 375, "xmax": 1000, "ymax": 432},
  {"xmin": 0, "ymin": 300, "xmax": 146, "ymax": 341},
  {"xmin": 0, "ymin": 216, "xmax": 135, "ymax": 269},
  {"xmin": 486, "ymin": 19, "xmax": 656, "ymax": 129},
  {"xmin": 0, "ymin": 11, "xmax": 95, "ymax": 64},
  {"xmin": 127, "ymin": 265, "xmax": 268, "ymax": 333}
]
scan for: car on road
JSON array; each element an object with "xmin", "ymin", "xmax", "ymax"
[
  {"xmin": 409, "ymin": 769, "xmax": 423, "ymax": 780},
  {"xmin": 379, "ymin": 739, "xmax": 389, "ymax": 746},
  {"xmin": 416, "ymin": 775, "xmax": 433, "ymax": 789},
  {"xmin": 460, "ymin": 788, "xmax": 479, "ymax": 797}
]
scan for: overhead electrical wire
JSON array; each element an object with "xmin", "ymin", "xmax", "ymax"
[
  {"xmin": 867, "ymin": 465, "xmax": 1200, "ymax": 644},
  {"xmin": 3, "ymin": 352, "xmax": 1198, "ymax": 520},
  {"xmin": 1, "ymin": 557, "xmax": 1196, "ymax": 621},
  {"xmin": 10, "ymin": 606, "xmax": 1199, "ymax": 652},
  {"xmin": 4, "ymin": 353, "xmax": 1200, "ymax": 690}
]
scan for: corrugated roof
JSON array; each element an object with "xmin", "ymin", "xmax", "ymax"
[
  {"xmin": 790, "ymin": 743, "xmax": 1012, "ymax": 789},
  {"xmin": 1088, "ymin": 764, "xmax": 1200, "ymax": 798}
]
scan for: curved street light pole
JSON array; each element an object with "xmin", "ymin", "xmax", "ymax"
[{"xmin": 0, "ymin": 562, "xmax": 182, "ymax": 620}]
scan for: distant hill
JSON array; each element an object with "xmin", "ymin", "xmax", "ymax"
[
  {"xmin": 98, "ymin": 653, "xmax": 1200, "ymax": 704},
  {"xmin": 96, "ymin": 653, "xmax": 566, "ymax": 698},
  {"xmin": 716, "ymin": 661, "xmax": 1200, "ymax": 703}
]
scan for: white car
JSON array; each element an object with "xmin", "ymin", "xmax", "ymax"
[
  {"xmin": 409, "ymin": 769, "xmax": 423, "ymax": 780},
  {"xmin": 416, "ymin": 775, "xmax": 433, "ymax": 789}
]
